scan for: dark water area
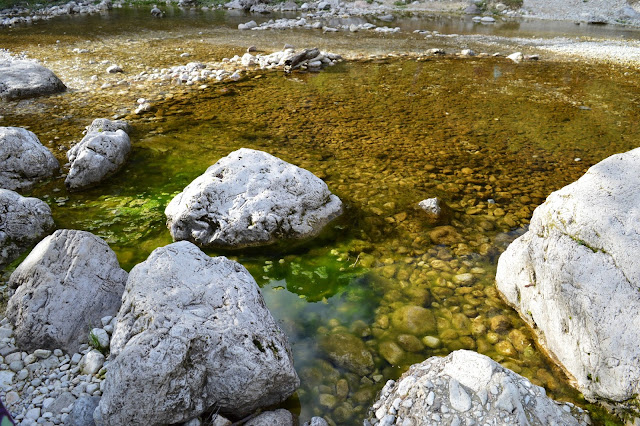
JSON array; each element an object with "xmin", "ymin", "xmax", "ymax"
[{"xmin": 2, "ymin": 7, "xmax": 640, "ymax": 424}]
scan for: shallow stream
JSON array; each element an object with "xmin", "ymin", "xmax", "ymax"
[{"xmin": 2, "ymin": 6, "xmax": 640, "ymax": 424}]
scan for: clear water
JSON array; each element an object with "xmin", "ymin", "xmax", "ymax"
[{"xmin": 2, "ymin": 6, "xmax": 639, "ymax": 424}]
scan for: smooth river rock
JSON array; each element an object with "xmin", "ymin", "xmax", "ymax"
[
  {"xmin": 96, "ymin": 241, "xmax": 299, "ymax": 425},
  {"xmin": 165, "ymin": 148, "xmax": 343, "ymax": 248},
  {"xmin": 496, "ymin": 148, "xmax": 640, "ymax": 414},
  {"xmin": 65, "ymin": 129, "xmax": 131, "ymax": 190},
  {"xmin": 6, "ymin": 229, "xmax": 127, "ymax": 353},
  {"xmin": 0, "ymin": 60, "xmax": 66, "ymax": 100},
  {"xmin": 0, "ymin": 126, "xmax": 59, "ymax": 191},
  {"xmin": 0, "ymin": 189, "xmax": 54, "ymax": 270},
  {"xmin": 369, "ymin": 350, "xmax": 590, "ymax": 425}
]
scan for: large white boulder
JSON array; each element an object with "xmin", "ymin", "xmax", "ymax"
[
  {"xmin": 0, "ymin": 60, "xmax": 66, "ymax": 100},
  {"xmin": 0, "ymin": 189, "xmax": 54, "ymax": 269},
  {"xmin": 96, "ymin": 241, "xmax": 299, "ymax": 425},
  {"xmin": 496, "ymin": 148, "xmax": 640, "ymax": 412},
  {"xmin": 65, "ymin": 129, "xmax": 131, "ymax": 190},
  {"xmin": 370, "ymin": 350, "xmax": 590, "ymax": 425},
  {"xmin": 0, "ymin": 127, "xmax": 59, "ymax": 191},
  {"xmin": 165, "ymin": 148, "xmax": 343, "ymax": 248},
  {"xmin": 6, "ymin": 230, "xmax": 127, "ymax": 353}
]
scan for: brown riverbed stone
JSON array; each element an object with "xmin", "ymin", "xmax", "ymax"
[{"xmin": 390, "ymin": 305, "xmax": 437, "ymax": 335}]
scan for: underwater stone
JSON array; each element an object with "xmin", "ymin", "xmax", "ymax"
[
  {"xmin": 391, "ymin": 305, "xmax": 437, "ymax": 336},
  {"xmin": 97, "ymin": 241, "xmax": 299, "ymax": 425},
  {"xmin": 165, "ymin": 148, "xmax": 343, "ymax": 249},
  {"xmin": 320, "ymin": 332, "xmax": 374, "ymax": 376}
]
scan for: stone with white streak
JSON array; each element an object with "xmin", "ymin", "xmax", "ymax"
[
  {"xmin": 165, "ymin": 148, "xmax": 342, "ymax": 248},
  {"xmin": 95, "ymin": 241, "xmax": 299, "ymax": 425},
  {"xmin": 6, "ymin": 229, "xmax": 127, "ymax": 353},
  {"xmin": 496, "ymin": 148, "xmax": 640, "ymax": 416},
  {"xmin": 0, "ymin": 127, "xmax": 59, "ymax": 191},
  {"xmin": 0, "ymin": 189, "xmax": 54, "ymax": 269},
  {"xmin": 368, "ymin": 350, "xmax": 590, "ymax": 425},
  {"xmin": 65, "ymin": 129, "xmax": 130, "ymax": 190}
]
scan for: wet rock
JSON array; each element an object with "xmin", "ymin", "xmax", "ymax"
[
  {"xmin": 379, "ymin": 340, "xmax": 405, "ymax": 365},
  {"xmin": 150, "ymin": 5, "xmax": 163, "ymax": 17},
  {"xmin": 65, "ymin": 129, "xmax": 131, "ymax": 190},
  {"xmin": 320, "ymin": 332, "xmax": 374, "ymax": 375},
  {"xmin": 0, "ymin": 59, "xmax": 66, "ymax": 100},
  {"xmin": 165, "ymin": 148, "xmax": 343, "ymax": 249},
  {"xmin": 0, "ymin": 189, "xmax": 54, "ymax": 270},
  {"xmin": 6, "ymin": 229, "xmax": 127, "ymax": 353},
  {"xmin": 391, "ymin": 305, "xmax": 437, "ymax": 335},
  {"xmin": 418, "ymin": 197, "xmax": 451, "ymax": 225},
  {"xmin": 0, "ymin": 127, "xmax": 59, "ymax": 191},
  {"xmin": 496, "ymin": 147, "xmax": 640, "ymax": 411},
  {"xmin": 245, "ymin": 409, "xmax": 294, "ymax": 426},
  {"xmin": 97, "ymin": 241, "xmax": 299, "ymax": 425},
  {"xmin": 489, "ymin": 315, "xmax": 512, "ymax": 333},
  {"xmin": 368, "ymin": 350, "xmax": 590, "ymax": 425}
]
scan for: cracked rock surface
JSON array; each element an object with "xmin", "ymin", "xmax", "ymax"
[
  {"xmin": 96, "ymin": 241, "xmax": 299, "ymax": 425},
  {"xmin": 6, "ymin": 229, "xmax": 127, "ymax": 354},
  {"xmin": 0, "ymin": 127, "xmax": 59, "ymax": 191},
  {"xmin": 65, "ymin": 128, "xmax": 130, "ymax": 191},
  {"xmin": 0, "ymin": 189, "xmax": 54, "ymax": 270},
  {"xmin": 165, "ymin": 148, "xmax": 343, "ymax": 248},
  {"xmin": 496, "ymin": 147, "xmax": 640, "ymax": 413},
  {"xmin": 368, "ymin": 350, "xmax": 590, "ymax": 426}
]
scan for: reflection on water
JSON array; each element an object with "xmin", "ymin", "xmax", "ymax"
[{"xmin": 2, "ymin": 9, "xmax": 639, "ymax": 425}]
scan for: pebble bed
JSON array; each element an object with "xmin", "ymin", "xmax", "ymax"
[{"xmin": 0, "ymin": 315, "xmax": 113, "ymax": 425}]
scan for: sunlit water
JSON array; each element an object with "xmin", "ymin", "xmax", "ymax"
[{"xmin": 2, "ymin": 6, "xmax": 640, "ymax": 424}]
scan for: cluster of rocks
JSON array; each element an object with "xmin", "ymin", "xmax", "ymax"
[
  {"xmin": 129, "ymin": 47, "xmax": 341, "ymax": 94},
  {"xmin": 367, "ymin": 350, "xmax": 591, "ymax": 425},
  {"xmin": 0, "ymin": 0, "xmax": 117, "ymax": 28},
  {"xmin": 238, "ymin": 16, "xmax": 399, "ymax": 33}
]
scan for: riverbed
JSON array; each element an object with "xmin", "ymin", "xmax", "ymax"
[{"xmin": 2, "ymin": 5, "xmax": 640, "ymax": 424}]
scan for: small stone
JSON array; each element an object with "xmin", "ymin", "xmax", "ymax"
[
  {"xmin": 26, "ymin": 407, "xmax": 41, "ymax": 420},
  {"xmin": 449, "ymin": 379, "xmax": 472, "ymax": 412},
  {"xmin": 35, "ymin": 349, "xmax": 52, "ymax": 359},
  {"xmin": 81, "ymin": 350, "xmax": 105, "ymax": 375},
  {"xmin": 53, "ymin": 349, "xmax": 63, "ymax": 357}
]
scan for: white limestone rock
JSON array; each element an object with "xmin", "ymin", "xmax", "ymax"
[
  {"xmin": 165, "ymin": 148, "xmax": 342, "ymax": 248},
  {"xmin": 0, "ymin": 189, "xmax": 54, "ymax": 269},
  {"xmin": 245, "ymin": 409, "xmax": 295, "ymax": 426},
  {"xmin": 85, "ymin": 118, "xmax": 131, "ymax": 134},
  {"xmin": 65, "ymin": 129, "xmax": 131, "ymax": 190},
  {"xmin": 0, "ymin": 60, "xmax": 66, "ymax": 100},
  {"xmin": 496, "ymin": 148, "xmax": 640, "ymax": 414},
  {"xmin": 369, "ymin": 350, "xmax": 590, "ymax": 425},
  {"xmin": 0, "ymin": 127, "xmax": 59, "ymax": 191},
  {"xmin": 6, "ymin": 229, "xmax": 127, "ymax": 353},
  {"xmin": 96, "ymin": 241, "xmax": 299, "ymax": 425}
]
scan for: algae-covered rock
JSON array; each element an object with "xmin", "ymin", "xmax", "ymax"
[
  {"xmin": 320, "ymin": 332, "xmax": 374, "ymax": 375},
  {"xmin": 391, "ymin": 305, "xmax": 437, "ymax": 335}
]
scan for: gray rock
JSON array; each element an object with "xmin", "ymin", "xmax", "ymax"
[
  {"xmin": 0, "ymin": 60, "xmax": 66, "ymax": 100},
  {"xmin": 245, "ymin": 409, "xmax": 294, "ymax": 426},
  {"xmin": 496, "ymin": 147, "xmax": 640, "ymax": 412},
  {"xmin": 303, "ymin": 417, "xmax": 329, "ymax": 426},
  {"xmin": 238, "ymin": 20, "xmax": 258, "ymax": 30},
  {"xmin": 69, "ymin": 395, "xmax": 100, "ymax": 426},
  {"xmin": 464, "ymin": 4, "xmax": 482, "ymax": 14},
  {"xmin": 81, "ymin": 350, "xmax": 105, "ymax": 375},
  {"xmin": 65, "ymin": 129, "xmax": 131, "ymax": 190},
  {"xmin": 50, "ymin": 392, "xmax": 77, "ymax": 415},
  {"xmin": 85, "ymin": 118, "xmax": 131, "ymax": 135},
  {"xmin": 96, "ymin": 241, "xmax": 299, "ymax": 425},
  {"xmin": 0, "ymin": 189, "xmax": 55, "ymax": 270},
  {"xmin": 6, "ymin": 229, "xmax": 127, "ymax": 353},
  {"xmin": 0, "ymin": 127, "xmax": 59, "ymax": 191},
  {"xmin": 105, "ymin": 65, "xmax": 123, "ymax": 74},
  {"xmin": 418, "ymin": 197, "xmax": 451, "ymax": 225},
  {"xmin": 369, "ymin": 350, "xmax": 589, "ymax": 425},
  {"xmin": 165, "ymin": 148, "xmax": 342, "ymax": 249}
]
